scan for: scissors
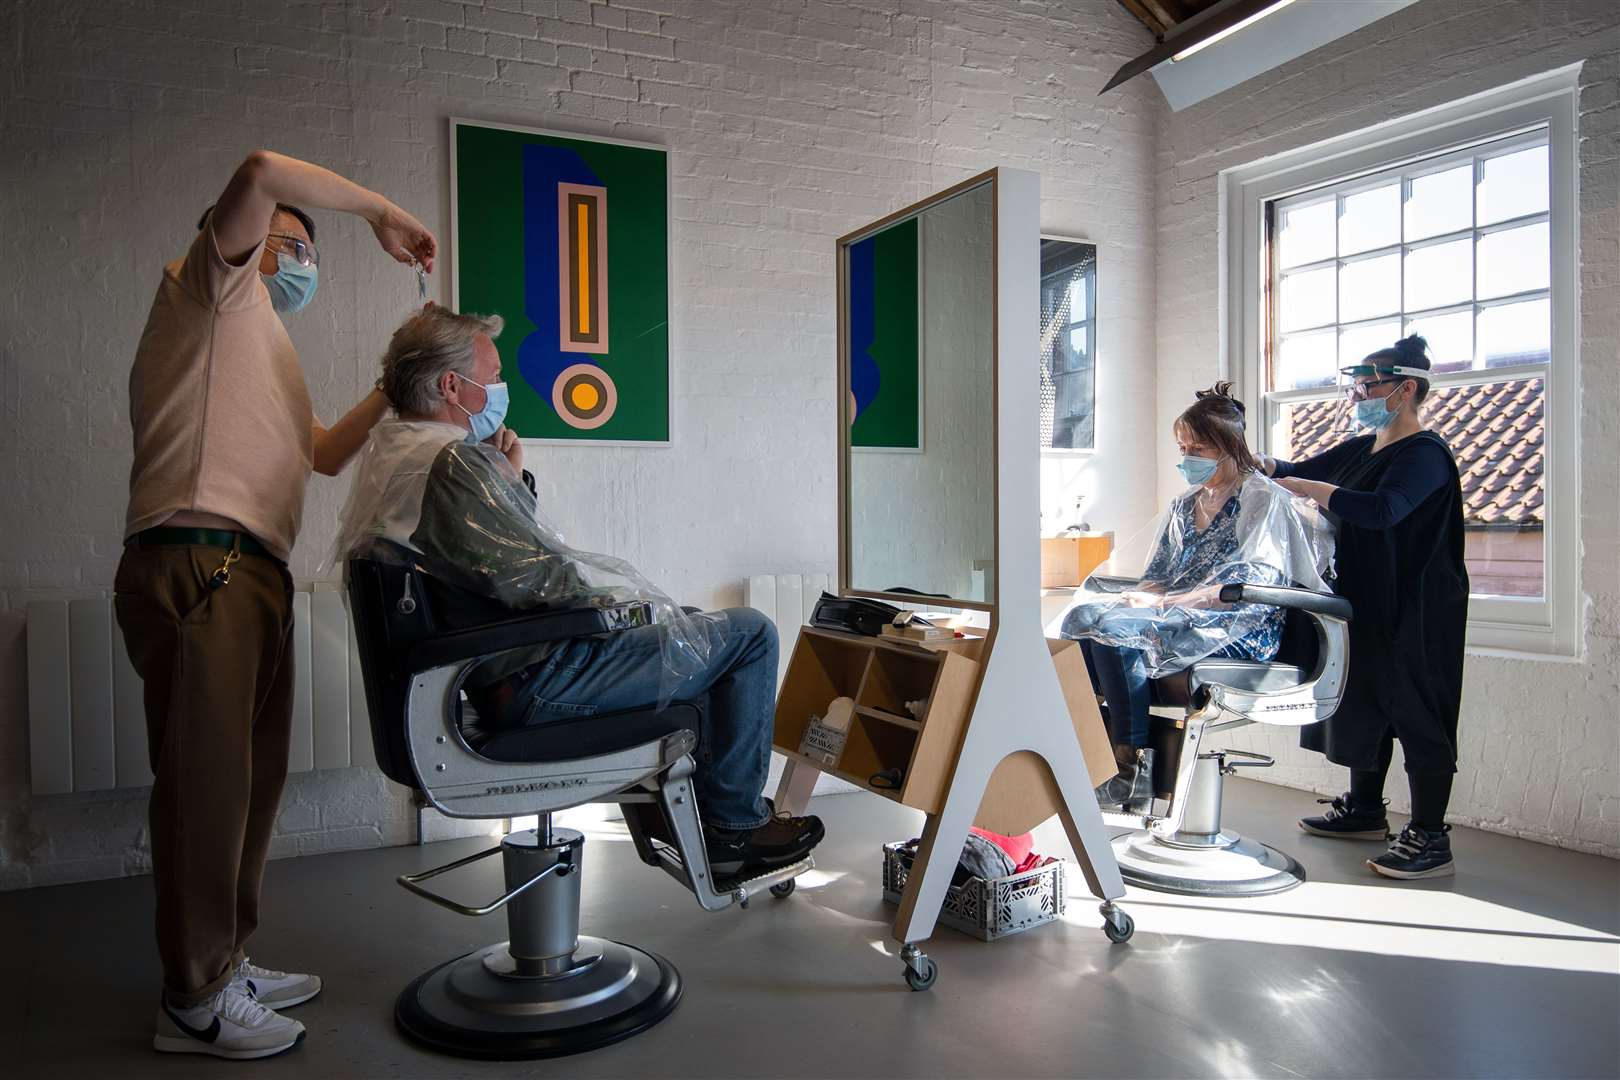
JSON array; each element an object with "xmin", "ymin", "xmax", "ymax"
[{"xmin": 411, "ymin": 258, "xmax": 427, "ymax": 302}]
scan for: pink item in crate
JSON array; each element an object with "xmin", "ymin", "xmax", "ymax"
[{"xmin": 970, "ymin": 827, "xmax": 1035, "ymax": 866}]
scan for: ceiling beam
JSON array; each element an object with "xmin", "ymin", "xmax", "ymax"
[
  {"xmin": 1115, "ymin": 0, "xmax": 1171, "ymax": 38},
  {"xmin": 1140, "ymin": 0, "xmax": 1193, "ymax": 31}
]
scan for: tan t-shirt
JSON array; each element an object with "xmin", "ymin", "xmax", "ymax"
[{"xmin": 124, "ymin": 224, "xmax": 313, "ymax": 561}]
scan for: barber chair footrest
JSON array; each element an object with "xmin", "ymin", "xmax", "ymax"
[
  {"xmin": 395, "ymin": 936, "xmax": 681, "ymax": 1060},
  {"xmin": 1111, "ymin": 830, "xmax": 1305, "ymax": 897}
]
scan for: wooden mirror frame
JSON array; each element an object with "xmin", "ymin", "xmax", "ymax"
[{"xmin": 836, "ymin": 168, "xmax": 999, "ymax": 613}]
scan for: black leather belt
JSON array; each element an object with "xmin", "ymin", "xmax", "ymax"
[{"xmin": 126, "ymin": 526, "xmax": 280, "ymax": 564}]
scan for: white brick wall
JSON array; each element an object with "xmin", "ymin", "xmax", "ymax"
[
  {"xmin": 1153, "ymin": 0, "xmax": 1620, "ymax": 856},
  {"xmin": 0, "ymin": 0, "xmax": 1162, "ymax": 889}
]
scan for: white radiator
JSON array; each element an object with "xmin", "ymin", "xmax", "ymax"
[
  {"xmin": 25, "ymin": 585, "xmax": 374, "ymax": 796},
  {"xmin": 745, "ymin": 572, "xmax": 831, "ymax": 688}
]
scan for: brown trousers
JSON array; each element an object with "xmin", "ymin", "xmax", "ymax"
[{"xmin": 113, "ymin": 543, "xmax": 295, "ymax": 1005}]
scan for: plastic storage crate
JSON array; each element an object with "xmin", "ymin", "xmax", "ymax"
[{"xmin": 881, "ymin": 841, "xmax": 1066, "ymax": 941}]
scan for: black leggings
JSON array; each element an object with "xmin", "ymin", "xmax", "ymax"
[{"xmin": 1349, "ymin": 735, "xmax": 1453, "ymax": 830}]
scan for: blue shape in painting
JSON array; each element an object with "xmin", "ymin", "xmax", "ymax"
[
  {"xmin": 519, "ymin": 144, "xmax": 603, "ymax": 410},
  {"xmin": 847, "ymin": 235, "xmax": 879, "ymax": 420}
]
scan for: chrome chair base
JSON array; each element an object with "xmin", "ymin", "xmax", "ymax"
[
  {"xmin": 1111, "ymin": 829, "xmax": 1305, "ymax": 897},
  {"xmin": 395, "ymin": 936, "xmax": 681, "ymax": 1060}
]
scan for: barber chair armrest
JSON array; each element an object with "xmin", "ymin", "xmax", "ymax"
[
  {"xmin": 405, "ymin": 601, "xmax": 653, "ymax": 671},
  {"xmin": 1217, "ymin": 583, "xmax": 1351, "ymax": 621},
  {"xmin": 1085, "ymin": 575, "xmax": 1141, "ymax": 594}
]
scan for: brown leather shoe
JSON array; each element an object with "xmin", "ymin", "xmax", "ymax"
[{"xmin": 704, "ymin": 813, "xmax": 825, "ymax": 878}]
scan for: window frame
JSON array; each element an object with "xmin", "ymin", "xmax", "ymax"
[
  {"xmin": 1222, "ymin": 66, "xmax": 1582, "ymax": 657},
  {"xmin": 1039, "ymin": 232, "xmax": 1100, "ymax": 454}
]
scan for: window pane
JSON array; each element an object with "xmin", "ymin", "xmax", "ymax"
[
  {"xmin": 1340, "ymin": 319, "xmax": 1401, "ymax": 367},
  {"xmin": 1274, "ymin": 397, "xmax": 1353, "ymax": 465},
  {"xmin": 1478, "ymin": 297, "xmax": 1550, "ymax": 367},
  {"xmin": 1478, "ymin": 221, "xmax": 1549, "ymax": 299},
  {"xmin": 1279, "ymin": 265, "xmax": 1336, "ymax": 331},
  {"xmin": 1405, "ymin": 164, "xmax": 1472, "ymax": 241},
  {"xmin": 1423, "ymin": 378, "xmax": 1545, "ymax": 597},
  {"xmin": 1068, "ymin": 277, "xmax": 1089, "ymax": 320},
  {"xmin": 1403, "ymin": 237, "xmax": 1473, "ymax": 312},
  {"xmin": 1065, "ymin": 325, "xmax": 1090, "ymax": 372},
  {"xmin": 1405, "ymin": 309, "xmax": 1473, "ymax": 373},
  {"xmin": 1339, "ymin": 183, "xmax": 1400, "ymax": 256},
  {"xmin": 1338, "ymin": 253, "xmax": 1399, "ymax": 323},
  {"xmin": 1275, "ymin": 330, "xmax": 1337, "ymax": 390},
  {"xmin": 1478, "ymin": 144, "xmax": 1549, "ymax": 226},
  {"xmin": 1279, "ymin": 198, "xmax": 1335, "ymax": 268}
]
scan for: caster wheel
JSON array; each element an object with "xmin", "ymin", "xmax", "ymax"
[
  {"xmin": 1103, "ymin": 910, "xmax": 1135, "ymax": 944},
  {"xmin": 770, "ymin": 879, "xmax": 796, "ymax": 899},
  {"xmin": 903, "ymin": 956, "xmax": 937, "ymax": 992}
]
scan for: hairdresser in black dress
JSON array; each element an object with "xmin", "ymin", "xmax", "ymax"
[{"xmin": 1258, "ymin": 335, "xmax": 1469, "ymax": 880}]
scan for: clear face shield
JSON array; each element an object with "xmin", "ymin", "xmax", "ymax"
[{"xmin": 1338, "ymin": 361, "xmax": 1427, "ymax": 431}]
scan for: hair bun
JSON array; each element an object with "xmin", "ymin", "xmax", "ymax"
[
  {"xmin": 1395, "ymin": 335, "xmax": 1430, "ymax": 361},
  {"xmin": 1197, "ymin": 380, "xmax": 1241, "ymax": 405}
]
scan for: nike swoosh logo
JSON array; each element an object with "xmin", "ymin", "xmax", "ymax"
[{"xmin": 163, "ymin": 1003, "xmax": 222, "ymax": 1044}]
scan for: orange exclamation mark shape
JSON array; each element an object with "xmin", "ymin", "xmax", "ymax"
[{"xmin": 577, "ymin": 201, "xmax": 590, "ymax": 336}]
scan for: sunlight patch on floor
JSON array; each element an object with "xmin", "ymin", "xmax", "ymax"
[{"xmin": 1061, "ymin": 880, "xmax": 1620, "ymax": 974}]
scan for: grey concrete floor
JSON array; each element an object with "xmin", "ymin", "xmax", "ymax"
[{"xmin": 4, "ymin": 778, "xmax": 1617, "ymax": 1079}]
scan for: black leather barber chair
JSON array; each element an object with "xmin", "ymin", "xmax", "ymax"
[
  {"xmin": 346, "ymin": 540, "xmax": 810, "ymax": 1059},
  {"xmin": 1090, "ymin": 580, "xmax": 1353, "ymax": 896}
]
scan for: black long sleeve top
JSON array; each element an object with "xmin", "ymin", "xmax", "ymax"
[{"xmin": 1272, "ymin": 433, "xmax": 1454, "ymax": 530}]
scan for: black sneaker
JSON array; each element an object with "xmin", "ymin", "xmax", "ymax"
[
  {"xmin": 1299, "ymin": 793, "xmax": 1390, "ymax": 839},
  {"xmin": 1368, "ymin": 823, "xmax": 1454, "ymax": 879},
  {"xmin": 705, "ymin": 812, "xmax": 825, "ymax": 879}
]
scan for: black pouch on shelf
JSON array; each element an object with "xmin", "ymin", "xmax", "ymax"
[{"xmin": 809, "ymin": 592, "xmax": 902, "ymax": 637}]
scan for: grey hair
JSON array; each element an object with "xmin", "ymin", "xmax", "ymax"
[{"xmin": 380, "ymin": 307, "xmax": 504, "ymax": 416}]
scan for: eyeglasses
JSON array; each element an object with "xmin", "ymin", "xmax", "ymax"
[
  {"xmin": 268, "ymin": 233, "xmax": 319, "ymax": 268},
  {"xmin": 1343, "ymin": 377, "xmax": 1404, "ymax": 402}
]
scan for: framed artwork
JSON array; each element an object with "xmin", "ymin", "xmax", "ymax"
[
  {"xmin": 1039, "ymin": 236, "xmax": 1097, "ymax": 451},
  {"xmin": 847, "ymin": 217, "xmax": 922, "ymax": 451},
  {"xmin": 451, "ymin": 118, "xmax": 670, "ymax": 445}
]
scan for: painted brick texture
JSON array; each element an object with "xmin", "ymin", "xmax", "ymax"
[
  {"xmin": 1153, "ymin": 0, "xmax": 1620, "ymax": 856},
  {"xmin": 0, "ymin": 0, "xmax": 1162, "ymax": 888}
]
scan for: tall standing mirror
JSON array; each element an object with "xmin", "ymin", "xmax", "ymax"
[
  {"xmin": 841, "ymin": 177, "xmax": 996, "ymax": 605},
  {"xmin": 800, "ymin": 167, "xmax": 1127, "ymax": 970}
]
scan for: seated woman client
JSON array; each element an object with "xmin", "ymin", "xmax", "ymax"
[{"xmin": 1060, "ymin": 383, "xmax": 1333, "ymax": 811}]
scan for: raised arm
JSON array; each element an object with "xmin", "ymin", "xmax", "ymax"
[{"xmin": 209, "ymin": 149, "xmax": 436, "ymax": 271}]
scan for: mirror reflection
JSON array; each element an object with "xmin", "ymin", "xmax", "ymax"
[{"xmin": 846, "ymin": 180, "xmax": 995, "ymax": 604}]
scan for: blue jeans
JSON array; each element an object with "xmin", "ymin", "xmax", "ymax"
[
  {"xmin": 510, "ymin": 607, "xmax": 777, "ymax": 831},
  {"xmin": 1065, "ymin": 603, "xmax": 1255, "ymax": 750},
  {"xmin": 1078, "ymin": 639, "xmax": 1152, "ymax": 749}
]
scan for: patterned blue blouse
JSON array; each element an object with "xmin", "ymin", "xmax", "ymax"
[{"xmin": 1139, "ymin": 491, "xmax": 1285, "ymax": 663}]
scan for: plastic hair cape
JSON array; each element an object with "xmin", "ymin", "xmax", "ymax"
[
  {"xmin": 1050, "ymin": 471, "xmax": 1335, "ymax": 677},
  {"xmin": 330, "ymin": 419, "xmax": 722, "ymax": 709}
]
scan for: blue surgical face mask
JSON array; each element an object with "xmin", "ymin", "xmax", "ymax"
[
  {"xmin": 1176, "ymin": 454, "xmax": 1220, "ymax": 485},
  {"xmin": 261, "ymin": 251, "xmax": 318, "ymax": 314},
  {"xmin": 455, "ymin": 374, "xmax": 509, "ymax": 442},
  {"xmin": 1354, "ymin": 395, "xmax": 1401, "ymax": 431}
]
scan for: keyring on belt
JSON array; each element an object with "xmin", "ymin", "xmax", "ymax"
[{"xmin": 209, "ymin": 534, "xmax": 242, "ymax": 590}]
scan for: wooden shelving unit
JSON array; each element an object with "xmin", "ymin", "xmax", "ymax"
[
  {"xmin": 772, "ymin": 627, "xmax": 1115, "ymax": 832},
  {"xmin": 773, "ymin": 626, "xmax": 979, "ymax": 816}
]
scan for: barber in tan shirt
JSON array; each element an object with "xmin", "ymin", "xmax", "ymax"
[{"xmin": 113, "ymin": 150, "xmax": 435, "ymax": 1061}]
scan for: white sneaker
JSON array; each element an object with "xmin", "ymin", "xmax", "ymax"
[
  {"xmin": 234, "ymin": 956, "xmax": 322, "ymax": 1009},
  {"xmin": 153, "ymin": 984, "xmax": 305, "ymax": 1059}
]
